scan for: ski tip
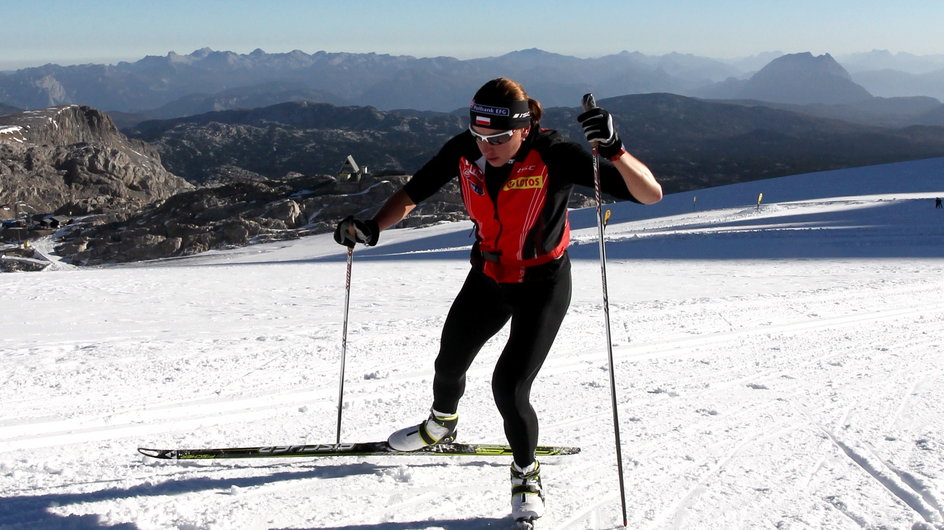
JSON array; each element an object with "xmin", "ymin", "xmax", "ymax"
[{"xmin": 138, "ymin": 448, "xmax": 173, "ymax": 459}]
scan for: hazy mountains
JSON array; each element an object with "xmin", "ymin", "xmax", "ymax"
[
  {"xmin": 840, "ymin": 49, "xmax": 944, "ymax": 99},
  {"xmin": 3, "ymin": 48, "xmax": 944, "ymax": 123},
  {"xmin": 0, "ymin": 48, "xmax": 737, "ymax": 114}
]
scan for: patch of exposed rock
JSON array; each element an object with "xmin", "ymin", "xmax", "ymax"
[
  {"xmin": 0, "ymin": 105, "xmax": 192, "ymax": 216},
  {"xmin": 54, "ymin": 173, "xmax": 468, "ymax": 265}
]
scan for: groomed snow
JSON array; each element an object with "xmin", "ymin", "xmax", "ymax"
[{"xmin": 2, "ymin": 158, "xmax": 943, "ymax": 529}]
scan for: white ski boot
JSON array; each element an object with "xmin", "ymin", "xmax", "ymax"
[
  {"xmin": 387, "ymin": 409, "xmax": 458, "ymax": 451},
  {"xmin": 511, "ymin": 460, "xmax": 545, "ymax": 525}
]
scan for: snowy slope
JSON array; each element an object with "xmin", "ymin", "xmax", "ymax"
[{"xmin": 2, "ymin": 158, "xmax": 944, "ymax": 529}]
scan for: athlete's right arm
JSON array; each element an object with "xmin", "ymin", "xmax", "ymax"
[
  {"xmin": 372, "ymin": 189, "xmax": 417, "ymax": 230},
  {"xmin": 373, "ymin": 131, "xmax": 470, "ymax": 231}
]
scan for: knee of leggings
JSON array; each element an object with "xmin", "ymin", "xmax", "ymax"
[{"xmin": 492, "ymin": 377, "xmax": 530, "ymax": 415}]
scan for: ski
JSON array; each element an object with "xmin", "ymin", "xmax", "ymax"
[{"xmin": 138, "ymin": 441, "xmax": 580, "ymax": 460}]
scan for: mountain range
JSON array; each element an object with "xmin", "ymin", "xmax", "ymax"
[{"xmin": 2, "ymin": 48, "xmax": 944, "ymax": 126}]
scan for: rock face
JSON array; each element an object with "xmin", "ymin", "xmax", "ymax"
[
  {"xmin": 0, "ymin": 105, "xmax": 192, "ymax": 216},
  {"xmin": 54, "ymin": 173, "xmax": 468, "ymax": 266}
]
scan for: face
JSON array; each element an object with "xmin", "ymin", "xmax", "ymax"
[{"xmin": 471, "ymin": 125, "xmax": 530, "ymax": 167}]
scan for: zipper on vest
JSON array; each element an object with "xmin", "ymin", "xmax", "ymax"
[{"xmin": 485, "ymin": 163, "xmax": 512, "ymax": 261}]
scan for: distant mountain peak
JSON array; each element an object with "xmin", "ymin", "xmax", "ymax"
[
  {"xmin": 501, "ymin": 48, "xmax": 562, "ymax": 58},
  {"xmin": 764, "ymin": 52, "xmax": 849, "ymax": 77},
  {"xmin": 737, "ymin": 51, "xmax": 871, "ymax": 104},
  {"xmin": 510, "ymin": 48, "xmax": 551, "ymax": 55},
  {"xmin": 190, "ymin": 47, "xmax": 216, "ymax": 58}
]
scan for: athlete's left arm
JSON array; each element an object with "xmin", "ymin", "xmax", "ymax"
[
  {"xmin": 609, "ymin": 150, "xmax": 662, "ymax": 205},
  {"xmin": 546, "ymin": 134, "xmax": 661, "ymax": 205}
]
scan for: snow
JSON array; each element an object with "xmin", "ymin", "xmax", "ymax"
[
  {"xmin": 2, "ymin": 157, "xmax": 944, "ymax": 529},
  {"xmin": 0, "ymin": 125, "xmax": 26, "ymax": 143}
]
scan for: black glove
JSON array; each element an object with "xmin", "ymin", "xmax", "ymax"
[
  {"xmin": 334, "ymin": 216, "xmax": 380, "ymax": 248},
  {"xmin": 577, "ymin": 107, "xmax": 624, "ymax": 160}
]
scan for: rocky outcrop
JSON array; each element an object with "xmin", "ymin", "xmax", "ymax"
[
  {"xmin": 0, "ymin": 105, "xmax": 192, "ymax": 216},
  {"xmin": 53, "ymin": 172, "xmax": 468, "ymax": 266}
]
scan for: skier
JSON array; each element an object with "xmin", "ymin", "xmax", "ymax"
[{"xmin": 334, "ymin": 77, "xmax": 662, "ymax": 524}]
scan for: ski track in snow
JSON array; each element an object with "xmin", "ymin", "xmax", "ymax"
[{"xmin": 1, "ymin": 157, "xmax": 944, "ymax": 529}]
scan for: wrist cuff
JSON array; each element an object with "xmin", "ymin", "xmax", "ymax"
[{"xmin": 601, "ymin": 143, "xmax": 626, "ymax": 161}]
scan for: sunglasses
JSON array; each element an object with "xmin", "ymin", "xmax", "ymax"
[{"xmin": 469, "ymin": 126, "xmax": 516, "ymax": 146}]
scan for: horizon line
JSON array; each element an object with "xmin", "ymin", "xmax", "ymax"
[{"xmin": 5, "ymin": 46, "xmax": 944, "ymax": 72}]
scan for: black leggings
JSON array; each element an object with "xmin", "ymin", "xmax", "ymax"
[{"xmin": 432, "ymin": 256, "xmax": 572, "ymax": 467}]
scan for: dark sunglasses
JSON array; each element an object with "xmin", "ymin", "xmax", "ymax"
[{"xmin": 469, "ymin": 126, "xmax": 516, "ymax": 145}]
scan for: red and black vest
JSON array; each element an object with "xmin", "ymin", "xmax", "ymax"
[
  {"xmin": 404, "ymin": 128, "xmax": 638, "ymax": 283},
  {"xmin": 458, "ymin": 148, "xmax": 570, "ymax": 283}
]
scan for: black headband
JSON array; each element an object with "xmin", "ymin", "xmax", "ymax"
[{"xmin": 469, "ymin": 99, "xmax": 531, "ymax": 130}]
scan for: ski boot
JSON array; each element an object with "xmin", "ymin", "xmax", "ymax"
[
  {"xmin": 511, "ymin": 460, "xmax": 545, "ymax": 527},
  {"xmin": 387, "ymin": 408, "xmax": 458, "ymax": 451}
]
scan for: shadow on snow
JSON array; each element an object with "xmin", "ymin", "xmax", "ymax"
[{"xmin": 0, "ymin": 461, "xmax": 509, "ymax": 530}]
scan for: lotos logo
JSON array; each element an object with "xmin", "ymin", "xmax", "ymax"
[{"xmin": 503, "ymin": 175, "xmax": 545, "ymax": 191}]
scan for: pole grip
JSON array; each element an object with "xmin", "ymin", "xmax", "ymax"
[{"xmin": 582, "ymin": 93, "xmax": 600, "ymax": 149}]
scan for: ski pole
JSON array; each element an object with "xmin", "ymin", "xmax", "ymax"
[
  {"xmin": 582, "ymin": 93, "xmax": 629, "ymax": 528},
  {"xmin": 336, "ymin": 245, "xmax": 354, "ymax": 443}
]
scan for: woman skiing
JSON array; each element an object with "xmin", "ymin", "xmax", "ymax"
[{"xmin": 334, "ymin": 77, "xmax": 662, "ymax": 523}]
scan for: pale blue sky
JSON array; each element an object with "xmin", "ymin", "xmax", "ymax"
[{"xmin": 4, "ymin": 0, "xmax": 943, "ymax": 69}]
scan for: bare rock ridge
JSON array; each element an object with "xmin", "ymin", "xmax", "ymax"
[{"xmin": 0, "ymin": 105, "xmax": 192, "ymax": 215}]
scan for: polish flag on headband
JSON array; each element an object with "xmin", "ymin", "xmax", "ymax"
[{"xmin": 475, "ymin": 116, "xmax": 491, "ymax": 126}]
